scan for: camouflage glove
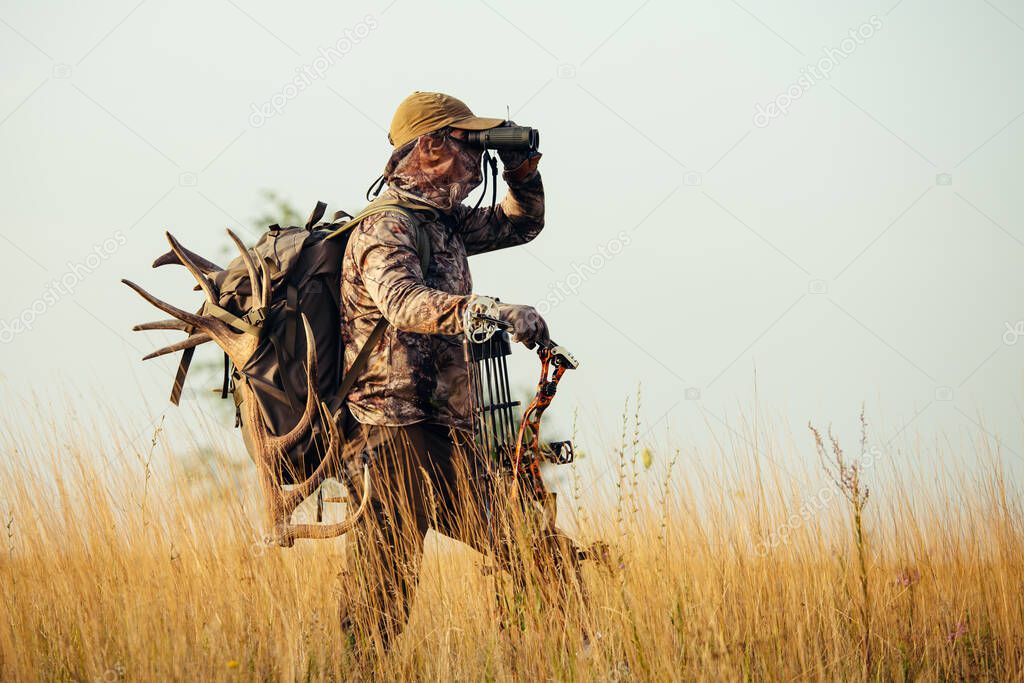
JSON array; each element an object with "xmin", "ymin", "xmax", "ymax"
[
  {"xmin": 496, "ymin": 302, "xmax": 549, "ymax": 349},
  {"xmin": 501, "ymin": 151, "xmax": 541, "ymax": 183},
  {"xmin": 496, "ymin": 121, "xmax": 541, "ymax": 183}
]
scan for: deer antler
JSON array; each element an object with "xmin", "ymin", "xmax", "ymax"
[
  {"xmin": 152, "ymin": 242, "xmax": 222, "ymax": 273},
  {"xmin": 123, "ymin": 233, "xmax": 259, "ymax": 367},
  {"xmin": 225, "ymin": 229, "xmax": 266, "ymax": 308},
  {"xmin": 142, "ymin": 332, "xmax": 212, "ymax": 360},
  {"xmin": 132, "ymin": 319, "xmax": 191, "ymax": 332},
  {"xmin": 166, "ymin": 232, "xmax": 219, "ymax": 305},
  {"xmin": 271, "ymin": 466, "xmax": 371, "ymax": 545},
  {"xmin": 126, "ymin": 231, "xmax": 370, "ymax": 548},
  {"xmin": 248, "ymin": 315, "xmax": 371, "ymax": 546}
]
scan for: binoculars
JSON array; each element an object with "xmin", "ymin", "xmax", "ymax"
[{"xmin": 466, "ymin": 126, "xmax": 540, "ymax": 152}]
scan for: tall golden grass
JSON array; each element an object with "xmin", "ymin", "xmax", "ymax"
[{"xmin": 0, "ymin": 401, "xmax": 1021, "ymax": 681}]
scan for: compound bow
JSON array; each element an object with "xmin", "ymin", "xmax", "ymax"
[
  {"xmin": 462, "ymin": 298, "xmax": 578, "ymax": 524},
  {"xmin": 462, "ymin": 297, "xmax": 614, "ymax": 584}
]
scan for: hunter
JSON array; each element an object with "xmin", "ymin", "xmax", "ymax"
[{"xmin": 337, "ymin": 91, "xmax": 577, "ymax": 650}]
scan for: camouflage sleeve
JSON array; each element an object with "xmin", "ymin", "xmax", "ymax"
[
  {"xmin": 454, "ymin": 170, "xmax": 544, "ymax": 257},
  {"xmin": 350, "ymin": 212, "xmax": 469, "ymax": 335}
]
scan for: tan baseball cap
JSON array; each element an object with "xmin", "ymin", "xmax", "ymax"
[{"xmin": 388, "ymin": 91, "xmax": 504, "ymax": 148}]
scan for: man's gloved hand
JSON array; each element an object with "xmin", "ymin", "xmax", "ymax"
[
  {"xmin": 496, "ymin": 120, "xmax": 541, "ymax": 183},
  {"xmin": 496, "ymin": 302, "xmax": 549, "ymax": 349}
]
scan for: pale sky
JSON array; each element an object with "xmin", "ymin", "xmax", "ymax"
[{"xmin": 2, "ymin": 0, "xmax": 1023, "ymax": 490}]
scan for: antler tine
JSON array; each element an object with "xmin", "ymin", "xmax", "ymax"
[
  {"xmin": 279, "ymin": 402, "xmax": 343, "ymax": 512},
  {"xmin": 142, "ymin": 332, "xmax": 212, "ymax": 360},
  {"xmin": 152, "ymin": 247, "xmax": 222, "ymax": 274},
  {"xmin": 258, "ymin": 256, "xmax": 272, "ymax": 310},
  {"xmin": 265, "ymin": 314, "xmax": 320, "ymax": 454},
  {"xmin": 165, "ymin": 232, "xmax": 218, "ymax": 305},
  {"xmin": 272, "ymin": 465, "xmax": 372, "ymax": 545},
  {"xmin": 225, "ymin": 229, "xmax": 261, "ymax": 305},
  {"xmin": 122, "ymin": 279, "xmax": 207, "ymax": 329},
  {"xmin": 133, "ymin": 319, "xmax": 190, "ymax": 332},
  {"xmin": 257, "ymin": 313, "xmax": 360, "ymax": 545}
]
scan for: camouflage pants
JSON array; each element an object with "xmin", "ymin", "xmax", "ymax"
[{"xmin": 336, "ymin": 421, "xmax": 584, "ymax": 653}]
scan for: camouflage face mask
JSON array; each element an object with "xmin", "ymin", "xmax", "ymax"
[{"xmin": 385, "ymin": 131, "xmax": 483, "ymax": 212}]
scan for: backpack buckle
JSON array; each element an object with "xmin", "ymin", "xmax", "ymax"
[{"xmin": 243, "ymin": 306, "xmax": 267, "ymax": 327}]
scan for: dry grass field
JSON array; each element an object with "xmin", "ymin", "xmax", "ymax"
[{"xmin": 1, "ymin": 403, "xmax": 1021, "ymax": 681}]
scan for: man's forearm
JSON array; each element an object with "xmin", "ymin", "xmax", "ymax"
[{"xmin": 373, "ymin": 281, "xmax": 469, "ymax": 336}]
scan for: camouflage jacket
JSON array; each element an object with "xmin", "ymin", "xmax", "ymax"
[{"xmin": 340, "ymin": 172, "xmax": 544, "ymax": 430}]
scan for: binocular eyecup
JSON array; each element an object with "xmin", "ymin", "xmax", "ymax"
[{"xmin": 466, "ymin": 126, "xmax": 540, "ymax": 152}]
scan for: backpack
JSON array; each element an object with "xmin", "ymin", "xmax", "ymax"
[{"xmin": 167, "ymin": 197, "xmax": 436, "ymax": 483}]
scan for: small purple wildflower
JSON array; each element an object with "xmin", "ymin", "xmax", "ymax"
[{"xmin": 947, "ymin": 621, "xmax": 967, "ymax": 643}]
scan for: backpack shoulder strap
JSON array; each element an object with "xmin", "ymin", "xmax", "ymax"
[
  {"xmin": 324, "ymin": 197, "xmax": 436, "ymax": 241},
  {"xmin": 335, "ymin": 200, "xmax": 434, "ymax": 403}
]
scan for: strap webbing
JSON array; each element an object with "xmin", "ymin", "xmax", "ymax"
[
  {"xmin": 221, "ymin": 352, "xmax": 230, "ymax": 399},
  {"xmin": 305, "ymin": 200, "xmax": 327, "ymax": 229},
  {"xmin": 170, "ymin": 345, "xmax": 195, "ymax": 405},
  {"xmin": 336, "ymin": 317, "xmax": 389, "ymax": 402},
  {"xmin": 323, "ymin": 199, "xmax": 437, "ymax": 242},
  {"xmin": 205, "ymin": 301, "xmax": 262, "ymax": 337},
  {"xmin": 284, "ymin": 285, "xmax": 298, "ymax": 357},
  {"xmin": 240, "ymin": 370, "xmax": 291, "ymax": 406}
]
